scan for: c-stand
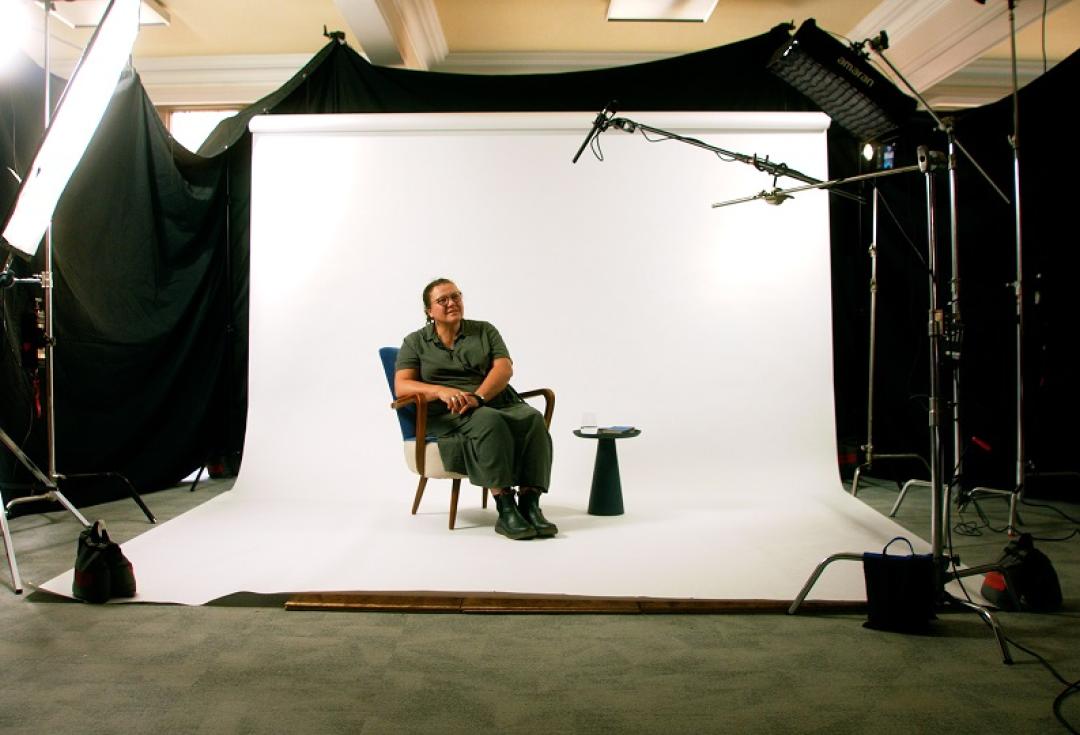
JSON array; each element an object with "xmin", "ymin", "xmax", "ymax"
[
  {"xmin": 750, "ymin": 151, "xmax": 1012, "ymax": 663},
  {"xmin": 1, "ymin": 1, "xmax": 155, "ymax": 595}
]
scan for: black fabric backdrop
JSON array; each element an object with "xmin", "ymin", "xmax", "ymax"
[
  {"xmin": 828, "ymin": 50, "xmax": 1080, "ymax": 494},
  {"xmin": 2, "ymin": 28, "xmax": 1076, "ymax": 508}
]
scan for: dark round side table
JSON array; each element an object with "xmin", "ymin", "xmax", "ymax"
[{"xmin": 573, "ymin": 428, "xmax": 641, "ymax": 515}]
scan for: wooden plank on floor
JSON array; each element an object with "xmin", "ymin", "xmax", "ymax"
[
  {"xmin": 639, "ymin": 599, "xmax": 865, "ymax": 614},
  {"xmin": 285, "ymin": 593, "xmax": 867, "ymax": 615},
  {"xmin": 461, "ymin": 596, "xmax": 642, "ymax": 614},
  {"xmin": 285, "ymin": 593, "xmax": 463, "ymax": 612},
  {"xmin": 791, "ymin": 600, "xmax": 867, "ymax": 613},
  {"xmin": 639, "ymin": 599, "xmax": 785, "ymax": 613}
]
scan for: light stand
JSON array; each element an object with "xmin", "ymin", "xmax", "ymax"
[
  {"xmin": 861, "ymin": 34, "xmax": 1011, "ymax": 525},
  {"xmin": 753, "ymin": 152, "xmax": 1013, "ymax": 663},
  {"xmin": 1, "ymin": 0, "xmax": 154, "ymax": 595},
  {"xmin": 574, "ymin": 104, "xmax": 1014, "ymax": 660},
  {"xmin": 967, "ymin": 0, "xmax": 1027, "ymax": 535},
  {"xmin": 848, "ymin": 180, "xmax": 932, "ymax": 506},
  {"xmin": 765, "ymin": 19, "xmax": 937, "ymax": 510},
  {"xmin": 743, "ymin": 18, "xmax": 1017, "ymax": 661}
]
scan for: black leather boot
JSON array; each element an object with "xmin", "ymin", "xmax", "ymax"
[
  {"xmin": 517, "ymin": 489, "xmax": 558, "ymax": 537},
  {"xmin": 494, "ymin": 492, "xmax": 537, "ymax": 540}
]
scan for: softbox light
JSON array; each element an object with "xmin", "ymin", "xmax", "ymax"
[
  {"xmin": 768, "ymin": 19, "xmax": 915, "ymax": 141},
  {"xmin": 1, "ymin": 0, "xmax": 140, "ymax": 258}
]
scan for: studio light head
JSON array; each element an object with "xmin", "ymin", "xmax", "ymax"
[
  {"xmin": 862, "ymin": 140, "xmax": 896, "ymax": 171},
  {"xmin": 1, "ymin": 0, "xmax": 141, "ymax": 258},
  {"xmin": 768, "ymin": 19, "xmax": 916, "ymax": 141}
]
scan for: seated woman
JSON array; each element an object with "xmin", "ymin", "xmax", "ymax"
[{"xmin": 394, "ymin": 278, "xmax": 556, "ymax": 540}]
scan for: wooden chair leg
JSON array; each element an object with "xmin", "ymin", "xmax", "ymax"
[
  {"xmin": 449, "ymin": 478, "xmax": 461, "ymax": 529},
  {"xmin": 412, "ymin": 476, "xmax": 428, "ymax": 515},
  {"xmin": 482, "ymin": 487, "xmax": 488, "ymax": 508}
]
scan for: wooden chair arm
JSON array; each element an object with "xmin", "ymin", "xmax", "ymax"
[
  {"xmin": 392, "ymin": 388, "xmax": 555, "ymax": 476},
  {"xmin": 390, "ymin": 393, "xmax": 430, "ymax": 475},
  {"xmin": 518, "ymin": 388, "xmax": 555, "ymax": 429}
]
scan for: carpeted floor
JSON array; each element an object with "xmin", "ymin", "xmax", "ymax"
[{"xmin": 2, "ymin": 475, "xmax": 1077, "ymax": 734}]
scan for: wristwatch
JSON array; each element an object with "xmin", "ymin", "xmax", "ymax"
[{"xmin": 472, "ymin": 392, "xmax": 486, "ymax": 406}]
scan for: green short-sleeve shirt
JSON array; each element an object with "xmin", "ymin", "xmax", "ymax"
[
  {"xmin": 395, "ymin": 319, "xmax": 511, "ymax": 396},
  {"xmin": 394, "ymin": 319, "xmax": 548, "ymax": 486}
]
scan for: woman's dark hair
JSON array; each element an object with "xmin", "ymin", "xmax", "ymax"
[{"xmin": 422, "ymin": 277, "xmax": 454, "ymax": 322}]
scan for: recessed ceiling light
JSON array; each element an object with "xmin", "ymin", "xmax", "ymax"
[
  {"xmin": 607, "ymin": 0, "xmax": 719, "ymax": 23},
  {"xmin": 33, "ymin": 0, "xmax": 169, "ymax": 29}
]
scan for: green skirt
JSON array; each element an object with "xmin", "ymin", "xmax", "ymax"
[{"xmin": 429, "ymin": 401, "xmax": 552, "ymax": 491}]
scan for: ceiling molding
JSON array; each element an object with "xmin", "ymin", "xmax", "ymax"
[
  {"xmin": 334, "ymin": 0, "xmax": 399, "ymax": 65},
  {"xmin": 396, "ymin": 0, "xmax": 448, "ymax": 69},
  {"xmin": 848, "ymin": 0, "xmax": 1071, "ymax": 93},
  {"xmin": 133, "ymin": 54, "xmax": 313, "ymax": 107},
  {"xmin": 921, "ymin": 57, "xmax": 1053, "ymax": 110},
  {"xmin": 333, "ymin": 0, "xmax": 446, "ymax": 69},
  {"xmin": 130, "ymin": 48, "xmax": 1046, "ymax": 109}
]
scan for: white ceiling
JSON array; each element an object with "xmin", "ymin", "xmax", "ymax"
[{"xmin": 14, "ymin": 0, "xmax": 1080, "ymax": 109}]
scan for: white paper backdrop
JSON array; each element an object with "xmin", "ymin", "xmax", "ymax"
[
  {"xmin": 242, "ymin": 111, "xmax": 839, "ymax": 500},
  {"xmin": 41, "ymin": 112, "xmax": 935, "ymax": 605}
]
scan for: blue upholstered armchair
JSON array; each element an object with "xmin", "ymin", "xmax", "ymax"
[{"xmin": 379, "ymin": 346, "xmax": 554, "ymax": 529}]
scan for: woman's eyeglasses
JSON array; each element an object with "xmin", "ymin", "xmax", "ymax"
[{"xmin": 433, "ymin": 291, "xmax": 463, "ymax": 307}]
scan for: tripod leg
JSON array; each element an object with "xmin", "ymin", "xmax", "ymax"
[
  {"xmin": 890, "ymin": 479, "xmax": 931, "ymax": 517},
  {"xmin": 111, "ymin": 474, "xmax": 156, "ymax": 524},
  {"xmin": 950, "ymin": 596, "xmax": 1013, "ymax": 664},
  {"xmin": 788, "ymin": 552, "xmax": 863, "ymax": 614},
  {"xmin": 62, "ymin": 473, "xmax": 156, "ymax": 524},
  {"xmin": 1, "ymin": 508, "xmax": 24, "ymax": 594},
  {"xmin": 851, "ymin": 464, "xmax": 868, "ymax": 496},
  {"xmin": 189, "ymin": 465, "xmax": 205, "ymax": 492},
  {"xmin": 126, "ymin": 483, "xmax": 157, "ymax": 524},
  {"xmin": 49, "ymin": 490, "xmax": 91, "ymax": 528}
]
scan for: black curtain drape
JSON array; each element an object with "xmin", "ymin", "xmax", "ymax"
[
  {"xmin": 882, "ymin": 52, "xmax": 1080, "ymax": 494},
  {"xmin": 826, "ymin": 50, "xmax": 1080, "ymax": 497},
  {"xmin": 197, "ymin": 27, "xmax": 825, "ymax": 489},
  {"xmin": 2, "ymin": 28, "xmax": 1076, "ymax": 508},
  {"xmin": 2, "ymin": 65, "xmax": 230, "ymax": 507}
]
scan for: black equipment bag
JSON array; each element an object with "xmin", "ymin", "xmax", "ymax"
[
  {"xmin": 72, "ymin": 520, "xmax": 137, "ymax": 603},
  {"xmin": 980, "ymin": 533, "xmax": 1063, "ymax": 612},
  {"xmin": 863, "ymin": 537, "xmax": 938, "ymax": 632}
]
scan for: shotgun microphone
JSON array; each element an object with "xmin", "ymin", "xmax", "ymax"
[{"xmin": 571, "ymin": 102, "xmax": 616, "ymax": 164}]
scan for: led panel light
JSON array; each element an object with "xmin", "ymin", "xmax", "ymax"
[
  {"xmin": 2, "ymin": 0, "xmax": 141, "ymax": 257},
  {"xmin": 768, "ymin": 19, "xmax": 916, "ymax": 141},
  {"xmin": 34, "ymin": 0, "xmax": 169, "ymax": 28},
  {"xmin": 607, "ymin": 0, "xmax": 719, "ymax": 23}
]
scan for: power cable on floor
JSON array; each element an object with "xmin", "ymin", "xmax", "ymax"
[{"xmin": 946, "ymin": 508, "xmax": 1078, "ymax": 733}]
